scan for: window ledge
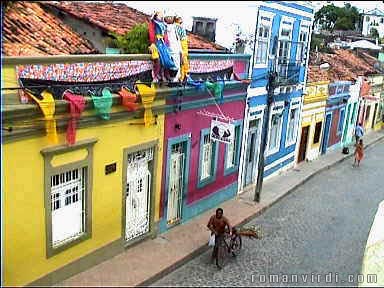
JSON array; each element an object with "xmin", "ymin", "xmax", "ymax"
[
  {"xmin": 224, "ymin": 165, "xmax": 238, "ymax": 176},
  {"xmin": 285, "ymin": 139, "xmax": 296, "ymax": 148},
  {"xmin": 197, "ymin": 175, "xmax": 216, "ymax": 189},
  {"xmin": 266, "ymin": 147, "xmax": 280, "ymax": 156},
  {"xmin": 47, "ymin": 232, "xmax": 91, "ymax": 258},
  {"xmin": 41, "ymin": 138, "xmax": 98, "ymax": 156}
]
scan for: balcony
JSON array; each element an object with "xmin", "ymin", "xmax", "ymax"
[{"xmin": 275, "ymin": 58, "xmax": 301, "ymax": 86}]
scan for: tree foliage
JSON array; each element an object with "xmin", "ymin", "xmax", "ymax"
[
  {"xmin": 108, "ymin": 23, "xmax": 149, "ymax": 54},
  {"xmin": 315, "ymin": 3, "xmax": 361, "ymax": 32}
]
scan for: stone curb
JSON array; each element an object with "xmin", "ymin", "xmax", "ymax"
[{"xmin": 137, "ymin": 134, "xmax": 384, "ymax": 287}]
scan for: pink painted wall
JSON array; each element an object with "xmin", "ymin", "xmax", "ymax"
[
  {"xmin": 328, "ymin": 108, "xmax": 341, "ymax": 147},
  {"xmin": 160, "ymin": 99, "xmax": 245, "ymax": 217}
]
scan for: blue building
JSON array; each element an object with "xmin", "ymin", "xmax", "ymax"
[
  {"xmin": 238, "ymin": 1, "xmax": 315, "ymax": 194},
  {"xmin": 321, "ymin": 81, "xmax": 351, "ymax": 155}
]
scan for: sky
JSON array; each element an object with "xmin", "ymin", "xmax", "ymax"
[{"xmin": 126, "ymin": 1, "xmax": 384, "ymax": 50}]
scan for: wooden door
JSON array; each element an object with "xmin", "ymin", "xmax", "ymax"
[{"xmin": 298, "ymin": 126, "xmax": 309, "ymax": 163}]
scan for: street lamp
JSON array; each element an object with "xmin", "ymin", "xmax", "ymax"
[{"xmin": 253, "ymin": 60, "xmax": 330, "ymax": 202}]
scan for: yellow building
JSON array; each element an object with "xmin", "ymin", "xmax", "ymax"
[
  {"xmin": 297, "ymin": 81, "xmax": 328, "ymax": 163},
  {"xmin": 366, "ymin": 74, "xmax": 382, "ymax": 132},
  {"xmin": 2, "ymin": 55, "xmax": 165, "ymax": 286}
]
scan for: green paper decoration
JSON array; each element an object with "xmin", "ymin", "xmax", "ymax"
[{"xmin": 91, "ymin": 88, "xmax": 113, "ymax": 120}]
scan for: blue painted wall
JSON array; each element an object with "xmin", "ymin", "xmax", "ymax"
[{"xmin": 247, "ymin": 2, "xmax": 314, "ymax": 177}]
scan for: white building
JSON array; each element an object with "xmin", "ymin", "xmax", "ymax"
[{"xmin": 362, "ymin": 8, "xmax": 384, "ymax": 38}]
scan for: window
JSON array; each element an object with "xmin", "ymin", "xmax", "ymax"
[
  {"xmin": 50, "ymin": 167, "xmax": 86, "ymax": 247},
  {"xmin": 278, "ymin": 40, "xmax": 291, "ymax": 77},
  {"xmin": 196, "ymin": 21, "xmax": 204, "ymax": 34},
  {"xmin": 281, "ymin": 27, "xmax": 291, "ymax": 38},
  {"xmin": 201, "ymin": 134, "xmax": 212, "ymax": 180},
  {"xmin": 255, "ymin": 24, "xmax": 271, "ymax": 65},
  {"xmin": 328, "ymin": 85, "xmax": 336, "ymax": 96},
  {"xmin": 198, "ymin": 129, "xmax": 218, "ymax": 188},
  {"xmin": 337, "ymin": 108, "xmax": 346, "ymax": 134},
  {"xmin": 296, "ymin": 30, "xmax": 308, "ymax": 63},
  {"xmin": 225, "ymin": 132, "xmax": 236, "ymax": 170},
  {"xmin": 269, "ymin": 113, "xmax": 283, "ymax": 151},
  {"xmin": 224, "ymin": 123, "xmax": 242, "ymax": 175},
  {"xmin": 313, "ymin": 122, "xmax": 322, "ymax": 144},
  {"xmin": 381, "ymin": 18, "xmax": 384, "ymax": 24},
  {"xmin": 41, "ymin": 138, "xmax": 96, "ymax": 258},
  {"xmin": 285, "ymin": 105, "xmax": 300, "ymax": 146},
  {"xmin": 207, "ymin": 22, "xmax": 214, "ymax": 32},
  {"xmin": 267, "ymin": 105, "xmax": 284, "ymax": 154},
  {"xmin": 366, "ymin": 16, "xmax": 370, "ymax": 22},
  {"xmin": 336, "ymin": 85, "xmax": 344, "ymax": 94}
]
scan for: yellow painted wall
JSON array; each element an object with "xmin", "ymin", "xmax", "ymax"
[
  {"xmin": 3, "ymin": 89, "xmax": 165, "ymax": 286},
  {"xmin": 367, "ymin": 75, "xmax": 382, "ymax": 132},
  {"xmin": 2, "ymin": 65, "xmax": 19, "ymax": 105},
  {"xmin": 300, "ymin": 81, "xmax": 328, "ymax": 161}
]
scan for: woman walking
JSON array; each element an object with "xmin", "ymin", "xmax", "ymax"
[{"xmin": 353, "ymin": 139, "xmax": 364, "ymax": 167}]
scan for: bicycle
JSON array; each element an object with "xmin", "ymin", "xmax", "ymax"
[{"xmin": 214, "ymin": 227, "xmax": 242, "ymax": 269}]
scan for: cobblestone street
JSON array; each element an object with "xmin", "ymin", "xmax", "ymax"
[{"xmin": 152, "ymin": 140, "xmax": 384, "ymax": 287}]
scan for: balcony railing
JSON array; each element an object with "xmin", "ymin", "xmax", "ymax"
[{"xmin": 275, "ymin": 58, "xmax": 301, "ymax": 86}]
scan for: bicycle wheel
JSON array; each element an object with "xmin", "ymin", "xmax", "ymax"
[
  {"xmin": 216, "ymin": 238, "xmax": 227, "ymax": 269},
  {"xmin": 231, "ymin": 235, "xmax": 242, "ymax": 257}
]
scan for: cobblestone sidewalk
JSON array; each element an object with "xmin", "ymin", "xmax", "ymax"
[{"xmin": 56, "ymin": 130, "xmax": 384, "ymax": 287}]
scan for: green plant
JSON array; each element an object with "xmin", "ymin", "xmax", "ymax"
[
  {"xmin": 103, "ymin": 37, "xmax": 119, "ymax": 48},
  {"xmin": 310, "ymin": 34, "xmax": 324, "ymax": 51},
  {"xmin": 109, "ymin": 23, "xmax": 149, "ymax": 54},
  {"xmin": 315, "ymin": 3, "xmax": 361, "ymax": 32}
]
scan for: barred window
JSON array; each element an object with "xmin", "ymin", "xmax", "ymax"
[{"xmin": 201, "ymin": 134, "xmax": 213, "ymax": 180}]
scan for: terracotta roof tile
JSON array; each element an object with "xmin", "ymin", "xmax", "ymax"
[
  {"xmin": 308, "ymin": 49, "xmax": 378, "ymax": 82},
  {"xmin": 3, "ymin": 1, "xmax": 97, "ymax": 56},
  {"xmin": 43, "ymin": 1, "xmax": 225, "ymax": 51}
]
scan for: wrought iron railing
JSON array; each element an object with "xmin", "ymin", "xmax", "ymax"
[{"xmin": 274, "ymin": 57, "xmax": 301, "ymax": 86}]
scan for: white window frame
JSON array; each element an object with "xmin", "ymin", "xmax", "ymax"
[
  {"xmin": 201, "ymin": 134, "xmax": 213, "ymax": 181},
  {"xmin": 41, "ymin": 138, "xmax": 96, "ymax": 258},
  {"xmin": 337, "ymin": 107, "xmax": 346, "ymax": 135},
  {"xmin": 225, "ymin": 122, "xmax": 242, "ymax": 172},
  {"xmin": 277, "ymin": 16, "xmax": 294, "ymax": 78},
  {"xmin": 254, "ymin": 11, "xmax": 274, "ymax": 68},
  {"xmin": 285, "ymin": 100, "xmax": 302, "ymax": 147},
  {"xmin": 50, "ymin": 167, "xmax": 86, "ymax": 247},
  {"xmin": 266, "ymin": 101, "xmax": 285, "ymax": 156},
  {"xmin": 225, "ymin": 134, "xmax": 236, "ymax": 170},
  {"xmin": 296, "ymin": 21, "xmax": 310, "ymax": 65}
]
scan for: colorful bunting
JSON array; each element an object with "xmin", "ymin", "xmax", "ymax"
[
  {"xmin": 91, "ymin": 88, "xmax": 113, "ymax": 120},
  {"xmin": 135, "ymin": 81, "xmax": 156, "ymax": 127},
  {"xmin": 63, "ymin": 91, "xmax": 86, "ymax": 145},
  {"xmin": 26, "ymin": 89, "xmax": 58, "ymax": 144},
  {"xmin": 119, "ymin": 87, "xmax": 139, "ymax": 112}
]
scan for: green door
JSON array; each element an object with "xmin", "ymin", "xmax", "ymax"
[{"xmin": 342, "ymin": 104, "xmax": 351, "ymax": 144}]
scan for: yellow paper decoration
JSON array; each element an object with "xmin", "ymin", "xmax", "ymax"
[
  {"xmin": 135, "ymin": 81, "xmax": 156, "ymax": 127},
  {"xmin": 180, "ymin": 39, "xmax": 190, "ymax": 81},
  {"xmin": 27, "ymin": 90, "xmax": 58, "ymax": 144}
]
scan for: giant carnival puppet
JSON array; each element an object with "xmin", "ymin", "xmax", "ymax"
[
  {"xmin": 164, "ymin": 14, "xmax": 182, "ymax": 82},
  {"xmin": 175, "ymin": 15, "xmax": 190, "ymax": 81},
  {"xmin": 148, "ymin": 11, "xmax": 189, "ymax": 83},
  {"xmin": 148, "ymin": 11, "xmax": 176, "ymax": 83}
]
